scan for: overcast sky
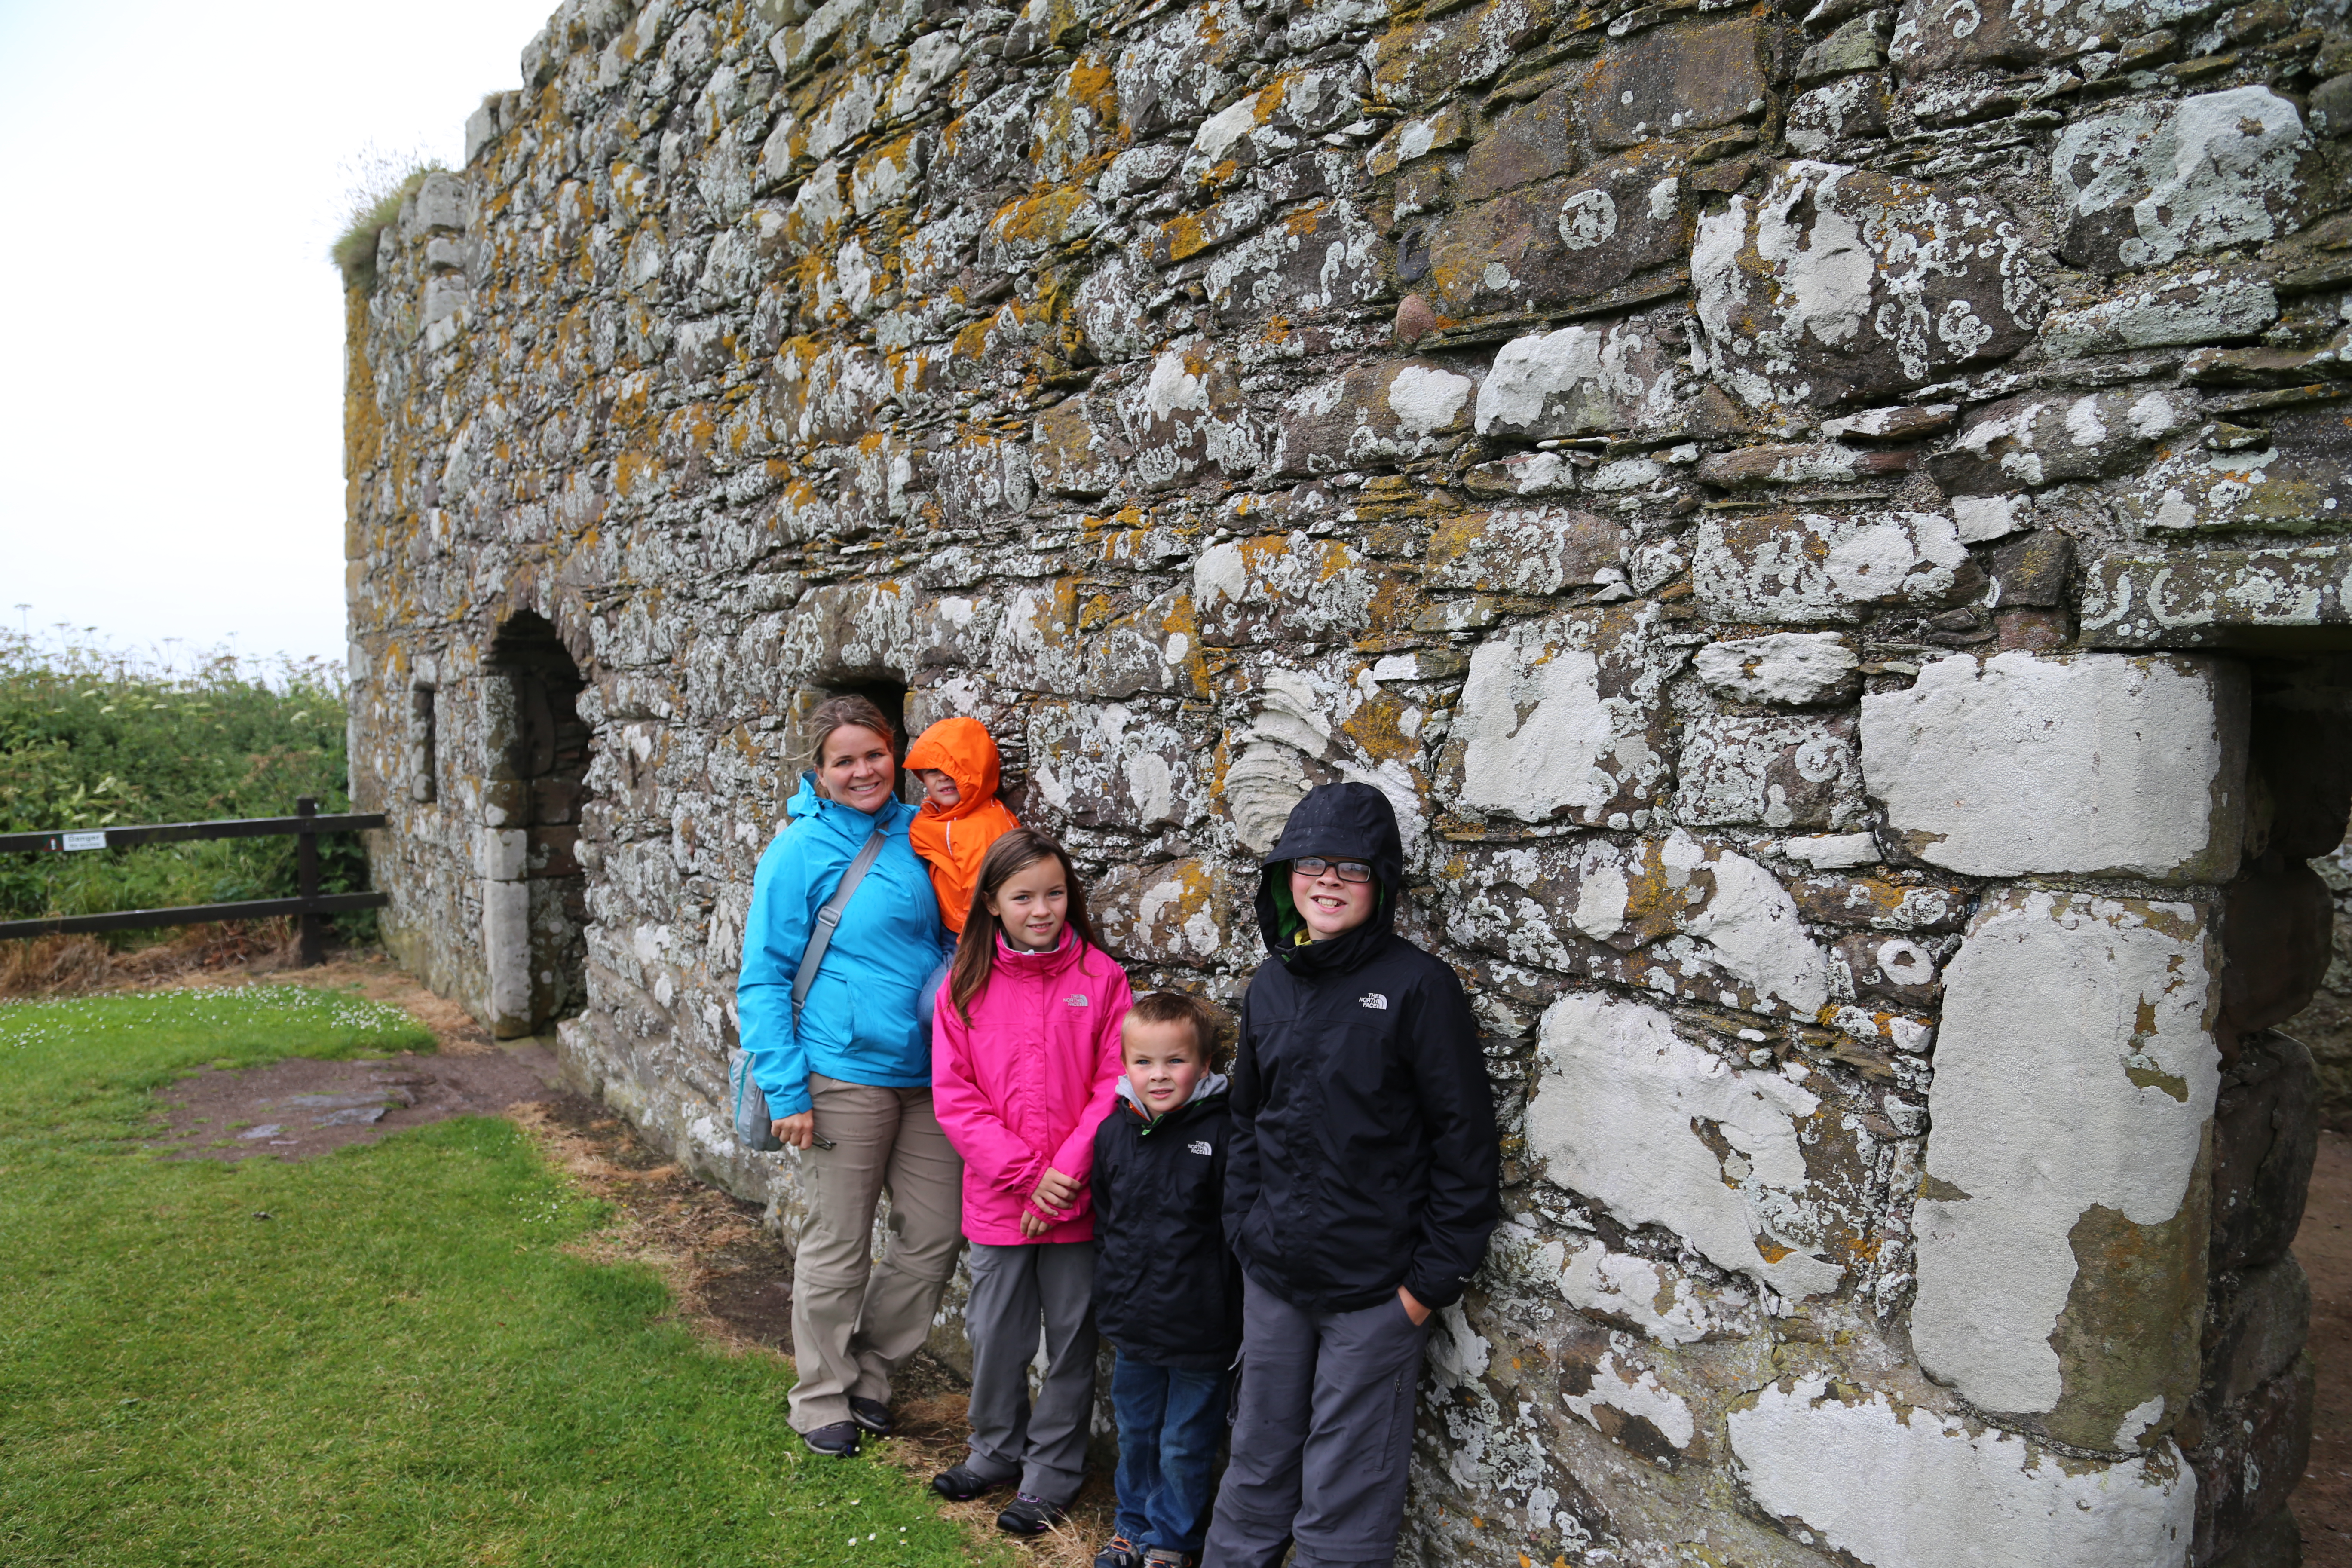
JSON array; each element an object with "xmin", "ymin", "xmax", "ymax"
[{"xmin": 0, "ymin": 0, "xmax": 558, "ymax": 671}]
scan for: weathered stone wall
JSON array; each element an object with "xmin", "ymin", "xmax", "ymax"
[{"xmin": 343, "ymin": 0, "xmax": 2352, "ymax": 1558}]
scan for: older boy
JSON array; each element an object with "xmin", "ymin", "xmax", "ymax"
[
  {"xmin": 1091, "ymin": 991, "xmax": 1240, "ymax": 1568},
  {"xmin": 1203, "ymin": 782, "xmax": 1499, "ymax": 1568}
]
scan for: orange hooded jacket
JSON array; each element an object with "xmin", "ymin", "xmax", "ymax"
[{"xmin": 904, "ymin": 716, "xmax": 1022, "ymax": 934}]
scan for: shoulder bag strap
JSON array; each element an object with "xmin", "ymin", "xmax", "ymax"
[{"xmin": 792, "ymin": 827, "xmax": 889, "ymax": 1024}]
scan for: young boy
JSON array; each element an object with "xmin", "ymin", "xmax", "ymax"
[
  {"xmin": 904, "ymin": 715, "xmax": 1021, "ymax": 933},
  {"xmin": 1091, "ymin": 991, "xmax": 1241, "ymax": 1568},
  {"xmin": 1203, "ymin": 782, "xmax": 1499, "ymax": 1568}
]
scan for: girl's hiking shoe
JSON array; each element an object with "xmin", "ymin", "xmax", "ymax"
[
  {"xmin": 801, "ymin": 1421, "xmax": 860, "ymax": 1457},
  {"xmin": 931, "ymin": 1463, "xmax": 1012, "ymax": 1502},
  {"xmin": 997, "ymin": 1494, "xmax": 1067, "ymax": 1535},
  {"xmin": 847, "ymin": 1397, "xmax": 892, "ymax": 1436},
  {"xmin": 1093, "ymin": 1535, "xmax": 1140, "ymax": 1568}
]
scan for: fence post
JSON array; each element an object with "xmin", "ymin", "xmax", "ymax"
[{"xmin": 296, "ymin": 796, "xmax": 323, "ymax": 968}]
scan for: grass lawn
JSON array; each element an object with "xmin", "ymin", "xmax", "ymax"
[{"xmin": 0, "ymin": 985, "xmax": 991, "ymax": 1568}]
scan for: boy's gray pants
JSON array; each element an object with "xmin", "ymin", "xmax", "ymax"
[
  {"xmin": 963, "ymin": 1240, "xmax": 1099, "ymax": 1507},
  {"xmin": 1203, "ymin": 1272, "xmax": 1433, "ymax": 1568}
]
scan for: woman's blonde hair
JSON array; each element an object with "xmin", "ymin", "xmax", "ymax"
[{"xmin": 804, "ymin": 694, "xmax": 898, "ymax": 779}]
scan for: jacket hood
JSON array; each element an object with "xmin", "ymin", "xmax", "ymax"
[
  {"xmin": 905, "ymin": 717, "xmax": 1003, "ymax": 820},
  {"xmin": 1254, "ymin": 781, "xmax": 1404, "ymax": 976},
  {"xmin": 1114, "ymin": 1070, "xmax": 1231, "ymax": 1121},
  {"xmin": 786, "ymin": 771, "xmax": 914, "ymax": 842}
]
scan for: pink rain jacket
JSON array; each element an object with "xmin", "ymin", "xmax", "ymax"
[{"xmin": 932, "ymin": 931, "xmax": 1132, "ymax": 1246}]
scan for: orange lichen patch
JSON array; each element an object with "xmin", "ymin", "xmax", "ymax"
[
  {"xmin": 1160, "ymin": 211, "xmax": 1215, "ymax": 264},
  {"xmin": 1341, "ymin": 689, "xmax": 1426, "ymax": 767},
  {"xmin": 989, "ymin": 186, "xmax": 1102, "ymax": 252}
]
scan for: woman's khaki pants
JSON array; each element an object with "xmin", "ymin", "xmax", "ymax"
[{"xmin": 787, "ymin": 1074, "xmax": 965, "ymax": 1433}]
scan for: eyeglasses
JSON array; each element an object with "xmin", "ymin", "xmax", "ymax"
[{"xmin": 1292, "ymin": 857, "xmax": 1374, "ymax": 884}]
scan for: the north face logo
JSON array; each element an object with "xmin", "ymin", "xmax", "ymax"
[
  {"xmin": 1188, "ymin": 1139, "xmax": 1213, "ymax": 1156},
  {"xmin": 1360, "ymin": 993, "xmax": 1388, "ymax": 1010},
  {"xmin": 1066, "ymin": 993, "xmax": 1088, "ymax": 1007}
]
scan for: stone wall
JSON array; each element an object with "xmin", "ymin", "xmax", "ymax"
[{"xmin": 343, "ymin": 0, "xmax": 2352, "ymax": 1559}]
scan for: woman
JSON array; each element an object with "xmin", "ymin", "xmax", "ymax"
[{"xmin": 738, "ymin": 695, "xmax": 963, "ymax": 1457}]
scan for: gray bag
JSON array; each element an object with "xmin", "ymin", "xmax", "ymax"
[{"xmin": 730, "ymin": 826, "xmax": 889, "ymax": 1152}]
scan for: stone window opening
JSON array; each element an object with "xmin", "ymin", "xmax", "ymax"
[
  {"xmin": 479, "ymin": 611, "xmax": 591, "ymax": 1038},
  {"xmin": 796, "ymin": 675, "xmax": 916, "ymax": 804},
  {"xmin": 407, "ymin": 680, "xmax": 437, "ymax": 804}
]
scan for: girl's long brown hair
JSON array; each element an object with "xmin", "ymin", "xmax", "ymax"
[{"xmin": 949, "ymin": 828, "xmax": 1104, "ymax": 1023}]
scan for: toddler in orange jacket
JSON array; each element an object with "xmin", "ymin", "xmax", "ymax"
[{"xmin": 904, "ymin": 715, "xmax": 1022, "ymax": 933}]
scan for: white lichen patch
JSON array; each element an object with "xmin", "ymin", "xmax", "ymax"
[
  {"xmin": 1912, "ymin": 890, "xmax": 2217, "ymax": 1417},
  {"xmin": 1694, "ymin": 632, "xmax": 1859, "ymax": 705},
  {"xmin": 1729, "ymin": 1377, "xmax": 2196, "ymax": 1568},
  {"xmin": 1859, "ymin": 651, "xmax": 2245, "ymax": 880},
  {"xmin": 1525, "ymin": 991, "xmax": 1848, "ymax": 1298},
  {"xmin": 2052, "ymin": 86, "xmax": 2309, "ymax": 271}
]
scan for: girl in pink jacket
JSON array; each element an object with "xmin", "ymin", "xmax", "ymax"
[{"xmin": 929, "ymin": 828, "xmax": 1132, "ymax": 1535}]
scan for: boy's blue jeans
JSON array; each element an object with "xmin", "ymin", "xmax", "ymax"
[{"xmin": 1112, "ymin": 1349, "xmax": 1230, "ymax": 1554}]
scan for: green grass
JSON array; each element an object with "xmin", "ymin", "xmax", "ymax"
[
  {"xmin": 332, "ymin": 163, "xmax": 441, "ymax": 290},
  {"xmin": 0, "ymin": 986, "xmax": 984, "ymax": 1568}
]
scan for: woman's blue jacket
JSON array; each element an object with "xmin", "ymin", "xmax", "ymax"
[{"xmin": 738, "ymin": 775, "xmax": 952, "ymax": 1117}]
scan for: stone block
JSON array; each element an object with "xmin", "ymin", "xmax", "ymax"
[
  {"xmin": 1032, "ymin": 392, "xmax": 1128, "ymax": 499},
  {"xmin": 1693, "ymin": 442, "xmax": 1914, "ymax": 489},
  {"xmin": 1525, "ymin": 993, "xmax": 1873, "ymax": 1298},
  {"xmin": 1828, "ymin": 931, "xmax": 1942, "ymax": 1007},
  {"xmin": 2128, "ymin": 404, "xmax": 2352, "ymax": 535},
  {"xmin": 1441, "ymin": 603, "xmax": 1687, "ymax": 825},
  {"xmin": 1928, "ymin": 388, "xmax": 2196, "ymax": 496},
  {"xmin": 1786, "ymin": 72, "xmax": 1888, "ymax": 155},
  {"xmin": 1424, "ymin": 507, "xmax": 1628, "ymax": 595},
  {"xmin": 2081, "ymin": 545, "xmax": 2352, "ymax": 648},
  {"xmin": 1270, "ymin": 358, "xmax": 1478, "ymax": 477},
  {"xmin": 2316, "ymin": 71, "xmax": 2352, "ymax": 138},
  {"xmin": 1729, "ymin": 1377, "xmax": 2197, "ymax": 1568},
  {"xmin": 482, "ymin": 877, "xmax": 535, "ymax": 1038},
  {"xmin": 1890, "ymin": 0, "xmax": 2176, "ymax": 73},
  {"xmin": 1796, "ymin": 11, "xmax": 1887, "ymax": 82},
  {"xmin": 2203, "ymin": 1256, "xmax": 2310, "ymax": 1409},
  {"xmin": 1472, "ymin": 309, "xmax": 1686, "ymax": 439},
  {"xmin": 1988, "ymin": 531, "xmax": 2073, "ymax": 608},
  {"xmin": 1583, "ymin": 17, "xmax": 1770, "ymax": 150},
  {"xmin": 1693, "ymin": 161, "xmax": 2038, "ymax": 410},
  {"xmin": 1442, "ymin": 830, "xmax": 1834, "ymax": 1018},
  {"xmin": 1694, "ymin": 631, "xmax": 1859, "ymax": 705},
  {"xmin": 1484, "ymin": 1222, "xmax": 1763, "ymax": 1344},
  {"xmin": 1691, "ymin": 509, "xmax": 1971, "ymax": 624},
  {"xmin": 1426, "ymin": 151, "xmax": 1689, "ymax": 320},
  {"xmin": 1913, "ymin": 890, "xmax": 2219, "ymax": 1446},
  {"xmin": 1673, "ymin": 712, "xmax": 1863, "ymax": 830},
  {"xmin": 1114, "ymin": 349, "xmax": 1265, "ymax": 490},
  {"xmin": 1204, "ymin": 200, "xmax": 1384, "ymax": 325},
  {"xmin": 1456, "ymin": 82, "xmax": 1581, "ymax": 204},
  {"xmin": 1372, "ymin": 0, "xmax": 1554, "ymax": 105},
  {"xmin": 474, "ymin": 827, "xmax": 530, "ymax": 881},
  {"xmin": 2210, "ymin": 1031, "xmax": 2319, "ymax": 1272},
  {"xmin": 2186, "ymin": 1357, "xmax": 2315, "ymax": 1565},
  {"xmin": 1027, "ymin": 701, "xmax": 1207, "ymax": 830},
  {"xmin": 1859, "ymin": 652, "xmax": 2250, "ymax": 881},
  {"xmin": 1091, "ymin": 856, "xmax": 1236, "ymax": 968},
  {"xmin": 2205, "ymin": 1507, "xmax": 2302, "ymax": 1568},
  {"xmin": 2053, "ymin": 88, "xmax": 2313, "ymax": 272},
  {"xmin": 1194, "ymin": 533, "xmax": 1410, "ymax": 648},
  {"xmin": 2041, "ymin": 271, "xmax": 2278, "ymax": 358}
]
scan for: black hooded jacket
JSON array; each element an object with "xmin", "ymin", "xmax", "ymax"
[
  {"xmin": 1225, "ymin": 782, "xmax": 1501, "ymax": 1314},
  {"xmin": 1092, "ymin": 1075, "xmax": 1242, "ymax": 1370}
]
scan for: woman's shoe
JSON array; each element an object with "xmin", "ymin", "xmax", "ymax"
[
  {"xmin": 847, "ymin": 1396, "xmax": 893, "ymax": 1436},
  {"xmin": 998, "ymin": 1493, "xmax": 1068, "ymax": 1535},
  {"xmin": 931, "ymin": 1462, "xmax": 1012, "ymax": 1502},
  {"xmin": 801, "ymin": 1421, "xmax": 861, "ymax": 1457}
]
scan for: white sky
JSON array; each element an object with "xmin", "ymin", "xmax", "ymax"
[{"xmin": 0, "ymin": 0, "xmax": 559, "ymax": 671}]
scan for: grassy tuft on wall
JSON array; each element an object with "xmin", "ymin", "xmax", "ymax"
[{"xmin": 331, "ymin": 162, "xmax": 442, "ymax": 291}]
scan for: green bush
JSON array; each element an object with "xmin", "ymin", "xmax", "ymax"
[{"xmin": 0, "ymin": 632, "xmax": 372, "ymax": 940}]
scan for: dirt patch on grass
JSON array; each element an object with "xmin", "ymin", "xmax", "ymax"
[
  {"xmin": 2303, "ymin": 1128, "xmax": 2352, "ymax": 1568},
  {"xmin": 152, "ymin": 1046, "xmax": 563, "ymax": 1162}
]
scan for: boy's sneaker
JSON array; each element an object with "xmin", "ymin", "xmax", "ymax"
[
  {"xmin": 847, "ymin": 1396, "xmax": 892, "ymax": 1436},
  {"xmin": 997, "ymin": 1493, "xmax": 1067, "ymax": 1535},
  {"xmin": 1142, "ymin": 1551, "xmax": 1197, "ymax": 1568},
  {"xmin": 801, "ymin": 1421, "xmax": 860, "ymax": 1458},
  {"xmin": 1093, "ymin": 1535, "xmax": 1140, "ymax": 1568},
  {"xmin": 930, "ymin": 1463, "xmax": 1012, "ymax": 1502}
]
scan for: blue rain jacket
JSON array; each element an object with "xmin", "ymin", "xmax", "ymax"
[{"xmin": 738, "ymin": 775, "xmax": 952, "ymax": 1117}]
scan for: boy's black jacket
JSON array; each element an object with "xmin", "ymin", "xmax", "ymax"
[
  {"xmin": 1092, "ymin": 1078, "xmax": 1242, "ymax": 1370},
  {"xmin": 1228, "ymin": 781, "xmax": 1501, "ymax": 1314}
]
